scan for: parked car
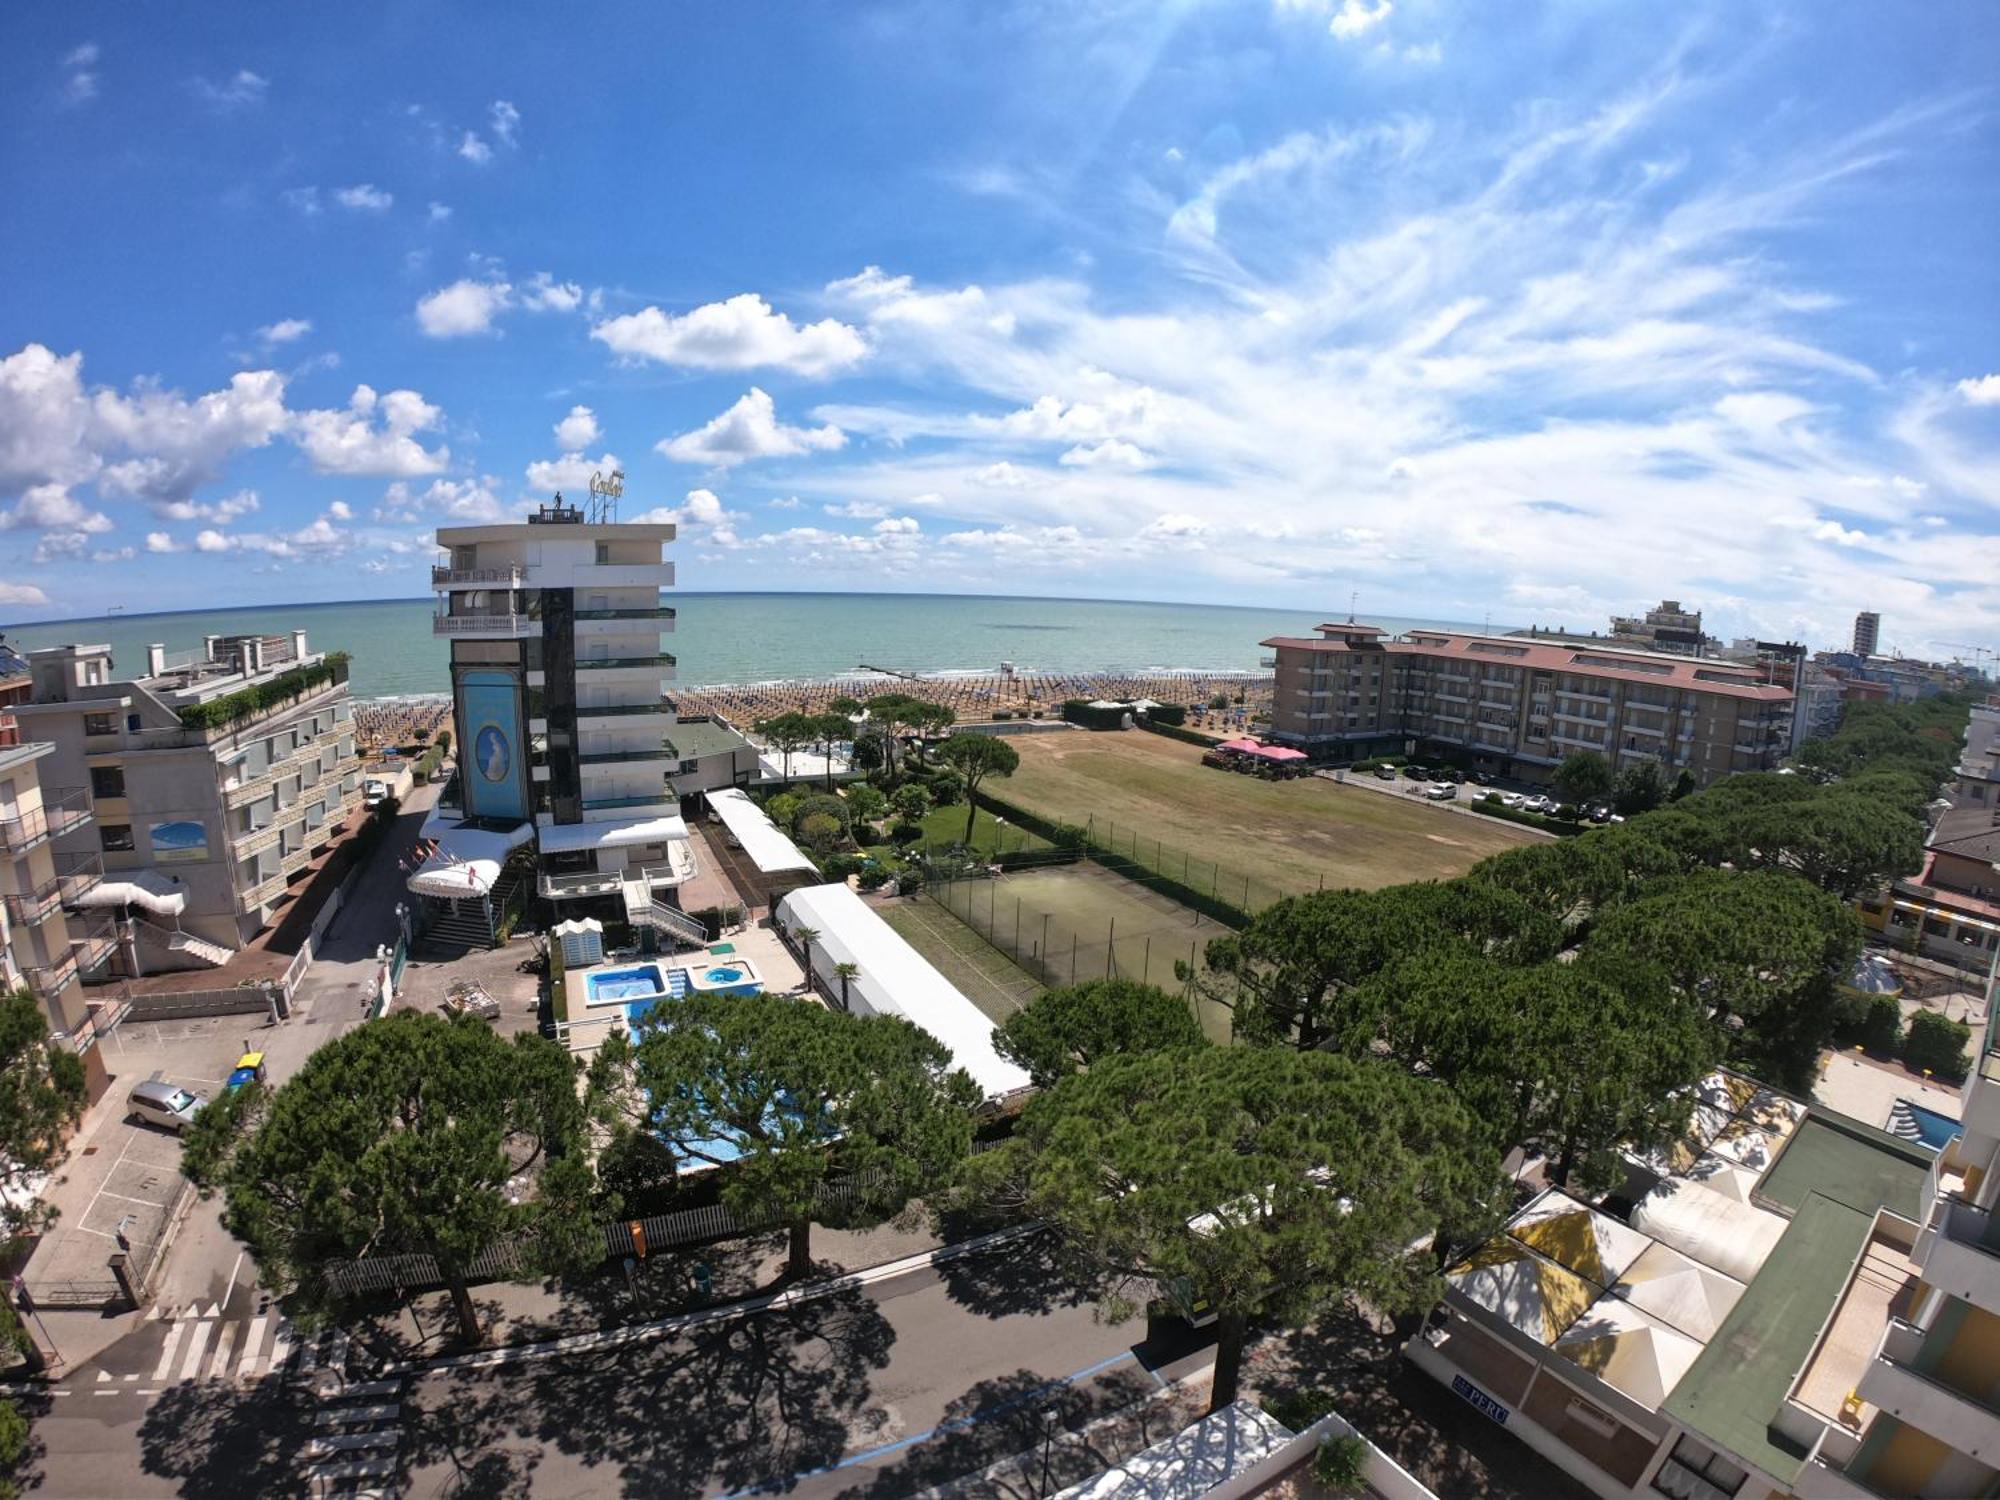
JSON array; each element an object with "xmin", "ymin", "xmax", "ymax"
[
  {"xmin": 1584, "ymin": 801, "xmax": 1614, "ymax": 823},
  {"xmin": 127, "ymin": 1080, "xmax": 205, "ymax": 1134},
  {"xmin": 1403, "ymin": 764, "xmax": 1431, "ymax": 781},
  {"xmin": 1498, "ymin": 792, "xmax": 1527, "ymax": 809},
  {"xmin": 1435, "ymin": 767, "xmax": 1464, "ymax": 784},
  {"xmin": 1425, "ymin": 782, "xmax": 1459, "ymax": 801},
  {"xmin": 1521, "ymin": 795, "xmax": 1555, "ymax": 815},
  {"xmin": 363, "ymin": 778, "xmax": 391, "ymax": 810},
  {"xmin": 1373, "ymin": 764, "xmax": 1399, "ymax": 780},
  {"xmin": 1470, "ymin": 770, "xmax": 1495, "ymax": 786}
]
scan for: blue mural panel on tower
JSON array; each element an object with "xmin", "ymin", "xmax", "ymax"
[{"xmin": 459, "ymin": 670, "xmax": 527, "ymax": 822}]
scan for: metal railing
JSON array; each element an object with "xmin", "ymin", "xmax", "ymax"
[
  {"xmin": 0, "ymin": 852, "xmax": 103, "ymax": 925},
  {"xmin": 575, "ymin": 606, "xmax": 677, "ymax": 622},
  {"xmin": 576, "ymin": 654, "xmax": 678, "ymax": 670},
  {"xmin": 432, "ymin": 613, "xmax": 537, "ymax": 637},
  {"xmin": 538, "ymin": 868, "xmax": 627, "ymax": 899},
  {"xmin": 431, "ymin": 563, "xmax": 524, "ymax": 587},
  {"xmin": 582, "ymin": 792, "xmax": 675, "ymax": 811},
  {"xmin": 25, "ymin": 953, "xmax": 78, "ymax": 999},
  {"xmin": 576, "ymin": 702, "xmax": 675, "ymax": 718},
  {"xmin": 0, "ymin": 787, "xmax": 93, "ymax": 853},
  {"xmin": 578, "ymin": 746, "xmax": 676, "ymax": 765}
]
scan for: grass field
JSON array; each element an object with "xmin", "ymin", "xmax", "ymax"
[
  {"xmin": 932, "ymin": 861, "xmax": 1237, "ymax": 1041},
  {"xmin": 880, "ymin": 897, "xmax": 1044, "ymax": 1027},
  {"xmin": 997, "ymin": 730, "xmax": 1538, "ymax": 897},
  {"xmin": 915, "ymin": 803, "xmax": 1049, "ymax": 857}
]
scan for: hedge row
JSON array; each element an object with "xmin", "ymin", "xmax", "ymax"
[
  {"xmin": 1060, "ymin": 699, "xmax": 1128, "ymax": 731},
  {"xmin": 1464, "ymin": 794, "xmax": 1584, "ymax": 837},
  {"xmin": 1138, "ymin": 718, "xmax": 1216, "ymax": 749},
  {"xmin": 178, "ymin": 652, "xmax": 351, "ymax": 730}
]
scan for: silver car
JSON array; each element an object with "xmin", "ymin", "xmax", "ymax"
[{"xmin": 127, "ymin": 1080, "xmax": 205, "ymax": 1134}]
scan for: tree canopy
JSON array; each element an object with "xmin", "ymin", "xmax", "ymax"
[
  {"xmin": 1554, "ymin": 750, "xmax": 1613, "ymax": 804},
  {"xmin": 0, "ymin": 989, "xmax": 86, "ymax": 1250},
  {"xmin": 969, "ymin": 1048, "xmax": 1504, "ymax": 1410},
  {"xmin": 589, "ymin": 993, "xmax": 979, "ymax": 1277},
  {"xmin": 994, "ymin": 979, "xmax": 1206, "ymax": 1088},
  {"xmin": 937, "ymin": 733, "xmax": 1020, "ymax": 843},
  {"xmin": 194, "ymin": 1011, "xmax": 592, "ymax": 1344}
]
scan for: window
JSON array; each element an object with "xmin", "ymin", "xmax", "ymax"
[
  {"xmin": 101, "ymin": 823, "xmax": 135, "ymax": 852},
  {"xmin": 1651, "ymin": 1435, "xmax": 1747, "ymax": 1499},
  {"xmin": 90, "ymin": 765, "xmax": 126, "ymax": 799},
  {"xmin": 679, "ymin": 759, "xmax": 699, "ymax": 774},
  {"xmin": 83, "ymin": 713, "xmax": 114, "ymax": 736},
  {"xmin": 595, "ymin": 542, "xmax": 611, "ymax": 565},
  {"xmin": 126, "ymin": 713, "xmax": 141, "ymax": 732}
]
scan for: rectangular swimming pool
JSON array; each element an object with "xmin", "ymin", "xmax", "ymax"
[{"xmin": 584, "ymin": 964, "xmax": 667, "ymax": 1006}]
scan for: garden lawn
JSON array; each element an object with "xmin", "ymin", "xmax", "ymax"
[
  {"xmin": 917, "ymin": 803, "xmax": 1051, "ymax": 858},
  {"xmin": 997, "ymin": 730, "xmax": 1537, "ymax": 897}
]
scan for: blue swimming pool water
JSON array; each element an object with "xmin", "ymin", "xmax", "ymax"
[
  {"xmin": 1903, "ymin": 1099, "xmax": 1964, "ymax": 1151},
  {"xmin": 704, "ymin": 966, "xmax": 745, "ymax": 983},
  {"xmin": 586, "ymin": 965, "xmax": 665, "ymax": 1004}
]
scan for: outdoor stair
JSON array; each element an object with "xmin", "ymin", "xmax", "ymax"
[
  {"xmin": 130, "ymin": 915, "xmax": 236, "ymax": 968},
  {"xmin": 622, "ymin": 879, "xmax": 708, "ymax": 949},
  {"xmin": 418, "ymin": 899, "xmax": 495, "ymax": 952},
  {"xmin": 1887, "ymin": 1100, "xmax": 1923, "ymax": 1142}
]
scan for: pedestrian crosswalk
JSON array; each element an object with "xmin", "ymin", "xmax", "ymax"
[{"xmin": 148, "ymin": 1307, "xmax": 299, "ymax": 1385}]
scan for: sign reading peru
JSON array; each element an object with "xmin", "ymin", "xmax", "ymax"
[{"xmin": 460, "ymin": 670, "xmax": 527, "ymax": 822}]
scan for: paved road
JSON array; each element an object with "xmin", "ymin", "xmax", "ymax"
[{"xmin": 393, "ymin": 1245, "xmax": 1194, "ymax": 1499}]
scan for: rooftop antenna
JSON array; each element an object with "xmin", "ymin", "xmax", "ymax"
[
  {"xmin": 587, "ymin": 467, "xmax": 625, "ymax": 524},
  {"xmin": 1347, "ymin": 589, "xmax": 1358, "ymax": 624}
]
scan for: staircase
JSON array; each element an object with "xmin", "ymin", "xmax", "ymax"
[
  {"xmin": 622, "ymin": 881, "xmax": 708, "ymax": 949},
  {"xmin": 417, "ymin": 898, "xmax": 494, "ymax": 952},
  {"xmin": 131, "ymin": 915, "xmax": 237, "ymax": 968},
  {"xmin": 1887, "ymin": 1099, "xmax": 1924, "ymax": 1144}
]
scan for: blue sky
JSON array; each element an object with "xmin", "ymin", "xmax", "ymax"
[{"xmin": 2, "ymin": 1, "xmax": 1996, "ymax": 657}]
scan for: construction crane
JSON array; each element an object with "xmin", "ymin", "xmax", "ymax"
[{"xmin": 1938, "ymin": 643, "xmax": 1995, "ymax": 668}]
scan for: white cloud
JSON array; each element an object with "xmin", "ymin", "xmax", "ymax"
[
  {"xmin": 334, "ymin": 184, "xmax": 392, "ymax": 212},
  {"xmin": 290, "ymin": 384, "xmax": 447, "ymax": 477},
  {"xmin": 1813, "ymin": 520, "xmax": 1871, "ymax": 547},
  {"xmin": 62, "ymin": 43, "xmax": 98, "ymax": 104},
  {"xmin": 1958, "ymin": 374, "xmax": 2000, "ymax": 406},
  {"xmin": 1328, "ymin": 0, "xmax": 1394, "ymax": 39},
  {"xmin": 0, "ymin": 582, "xmax": 48, "ymax": 606},
  {"xmin": 416, "ymin": 279, "xmax": 511, "ymax": 337},
  {"xmin": 969, "ymin": 462, "xmax": 1039, "ymax": 489},
  {"xmin": 281, "ymin": 187, "xmax": 320, "ymax": 216},
  {"xmin": 380, "ymin": 476, "xmax": 506, "ymax": 523},
  {"xmin": 145, "ymin": 489, "xmax": 260, "ymax": 524},
  {"xmin": 192, "ymin": 69, "xmax": 267, "ymax": 108},
  {"xmin": 145, "ymin": 531, "xmax": 180, "ymax": 553},
  {"xmin": 657, "ymin": 388, "xmax": 847, "ymax": 469},
  {"xmin": 628, "ymin": 487, "xmax": 745, "ymax": 546},
  {"xmin": 428, "ymin": 201, "xmax": 452, "ymax": 223},
  {"xmin": 457, "ymin": 132, "xmax": 492, "ymax": 164},
  {"xmin": 194, "ymin": 529, "xmax": 232, "ymax": 553},
  {"xmin": 1138, "ymin": 512, "xmax": 1208, "ymax": 541},
  {"xmin": 525, "ymin": 450, "xmax": 622, "ymax": 494},
  {"xmin": 1060, "ymin": 438, "xmax": 1154, "ymax": 469},
  {"xmin": 0, "ymin": 483, "xmax": 112, "ymax": 534},
  {"xmin": 521, "ymin": 272, "xmax": 582, "ymax": 312},
  {"xmin": 257, "ymin": 317, "xmax": 312, "ymax": 346},
  {"xmin": 592, "ymin": 294, "xmax": 867, "ymax": 377},
  {"xmin": 554, "ymin": 405, "xmax": 600, "ymax": 449},
  {"xmin": 490, "ymin": 100, "xmax": 520, "ymax": 146},
  {"xmin": 328, "ymin": 499, "xmax": 352, "ymax": 521}
]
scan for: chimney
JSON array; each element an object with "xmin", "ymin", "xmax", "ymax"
[
  {"xmin": 145, "ymin": 643, "xmax": 167, "ymax": 676},
  {"xmin": 203, "ymin": 634, "xmax": 221, "ymax": 664},
  {"xmin": 292, "ymin": 629, "xmax": 308, "ymax": 661}
]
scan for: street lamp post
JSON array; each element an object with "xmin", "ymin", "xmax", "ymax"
[{"xmin": 1038, "ymin": 1402, "xmax": 1062, "ymax": 1496}]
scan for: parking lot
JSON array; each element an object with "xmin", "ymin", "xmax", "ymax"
[{"xmin": 24, "ymin": 1016, "xmax": 254, "ymax": 1307}]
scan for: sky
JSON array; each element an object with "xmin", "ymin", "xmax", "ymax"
[{"xmin": 1, "ymin": 2, "xmax": 1997, "ymax": 659}]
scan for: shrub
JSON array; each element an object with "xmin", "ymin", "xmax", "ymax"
[
  {"xmin": 176, "ymin": 652, "xmax": 351, "ymax": 730},
  {"xmin": 898, "ymin": 868, "xmax": 925, "ymax": 897},
  {"xmin": 1061, "ymin": 699, "xmax": 1128, "ymax": 731},
  {"xmin": 1832, "ymin": 990, "xmax": 1902, "ymax": 1055},
  {"xmin": 764, "ymin": 790, "xmax": 805, "ymax": 829},
  {"xmin": 844, "ymin": 784, "xmax": 889, "ymax": 825},
  {"xmin": 1147, "ymin": 703, "xmax": 1188, "ymax": 726},
  {"xmin": 1902, "ymin": 1010, "xmax": 1971, "ymax": 1081},
  {"xmin": 1263, "ymin": 1386, "xmax": 1337, "ymax": 1432},
  {"xmin": 1313, "ymin": 1433, "xmax": 1369, "ymax": 1494},
  {"xmin": 821, "ymin": 853, "xmax": 866, "ymax": 881},
  {"xmin": 888, "ymin": 821, "xmax": 924, "ymax": 845},
  {"xmin": 792, "ymin": 793, "xmax": 849, "ymax": 835},
  {"xmin": 857, "ymin": 865, "xmax": 890, "ymax": 892},
  {"xmin": 1051, "ymin": 822, "xmax": 1089, "ymax": 852}
]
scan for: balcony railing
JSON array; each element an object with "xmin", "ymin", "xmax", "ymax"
[
  {"xmin": 433, "ymin": 613, "xmax": 537, "ymax": 638},
  {"xmin": 537, "ymin": 869, "xmax": 627, "ymax": 899},
  {"xmin": 575, "ymin": 607, "xmax": 677, "ymax": 622},
  {"xmin": 24, "ymin": 954, "xmax": 78, "ymax": 1000},
  {"xmin": 0, "ymin": 853, "xmax": 103, "ymax": 926},
  {"xmin": 575, "ymin": 701, "xmax": 675, "ymax": 719},
  {"xmin": 432, "ymin": 564, "xmax": 524, "ymax": 588},
  {"xmin": 582, "ymin": 792, "xmax": 675, "ymax": 811},
  {"xmin": 578, "ymin": 746, "xmax": 678, "ymax": 765},
  {"xmin": 69, "ymin": 918, "xmax": 117, "ymax": 972},
  {"xmin": 576, "ymin": 655, "xmax": 678, "ymax": 671},
  {"xmin": 0, "ymin": 788, "xmax": 93, "ymax": 854}
]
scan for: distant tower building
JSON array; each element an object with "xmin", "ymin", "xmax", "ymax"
[{"xmin": 1853, "ymin": 611, "xmax": 1881, "ymax": 657}]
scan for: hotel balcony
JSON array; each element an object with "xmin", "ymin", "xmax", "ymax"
[
  {"xmin": 574, "ymin": 606, "xmax": 677, "ymax": 624},
  {"xmin": 432, "ymin": 563, "xmax": 525, "ymax": 589},
  {"xmin": 582, "ymin": 791, "xmax": 677, "ymax": 814},
  {"xmin": 575, "ymin": 654, "xmax": 678, "ymax": 672},
  {"xmin": 69, "ymin": 912, "xmax": 117, "ymax": 973},
  {"xmin": 1913, "ymin": 1190, "xmax": 2000, "ymax": 1319},
  {"xmin": 578, "ymin": 745, "xmax": 678, "ymax": 769},
  {"xmin": 0, "ymin": 788, "xmax": 93, "ymax": 855},
  {"xmin": 433, "ymin": 611, "xmax": 538, "ymax": 638},
  {"xmin": 24, "ymin": 953, "xmax": 78, "ymax": 1001},
  {"xmin": 0, "ymin": 853, "xmax": 103, "ymax": 926},
  {"xmin": 536, "ymin": 868, "xmax": 627, "ymax": 900},
  {"xmin": 1856, "ymin": 1317, "xmax": 2000, "ymax": 1463}
]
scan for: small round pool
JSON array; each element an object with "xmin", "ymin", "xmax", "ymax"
[{"xmin": 705, "ymin": 966, "xmax": 746, "ymax": 984}]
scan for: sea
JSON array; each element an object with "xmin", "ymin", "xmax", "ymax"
[{"xmin": 0, "ymin": 594, "xmax": 1505, "ymax": 701}]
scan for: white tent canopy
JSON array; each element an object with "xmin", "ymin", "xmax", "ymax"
[
  {"xmin": 776, "ymin": 883, "xmax": 1032, "ymax": 1102},
  {"xmin": 537, "ymin": 814, "xmax": 688, "ymax": 854},
  {"xmin": 1632, "ymin": 1178, "xmax": 1788, "ymax": 1284},
  {"xmin": 73, "ymin": 869, "xmax": 186, "ymax": 916},
  {"xmin": 708, "ymin": 789, "xmax": 816, "ymax": 875},
  {"xmin": 406, "ymin": 821, "xmax": 535, "ymax": 899}
]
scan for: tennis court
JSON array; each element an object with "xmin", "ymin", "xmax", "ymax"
[
  {"xmin": 932, "ymin": 861, "xmax": 1237, "ymax": 1041},
  {"xmin": 881, "ymin": 896, "xmax": 1044, "ymax": 1027}
]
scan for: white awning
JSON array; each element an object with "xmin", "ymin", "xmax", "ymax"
[
  {"xmin": 776, "ymin": 883, "xmax": 1032, "ymax": 1102},
  {"xmin": 537, "ymin": 814, "xmax": 688, "ymax": 854},
  {"xmin": 406, "ymin": 821, "xmax": 535, "ymax": 899},
  {"xmin": 707, "ymin": 788, "xmax": 816, "ymax": 875},
  {"xmin": 73, "ymin": 869, "xmax": 187, "ymax": 916}
]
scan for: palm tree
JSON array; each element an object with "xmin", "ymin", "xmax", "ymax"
[
  {"xmin": 832, "ymin": 961, "xmax": 860, "ymax": 1013},
  {"xmin": 791, "ymin": 925, "xmax": 821, "ymax": 991}
]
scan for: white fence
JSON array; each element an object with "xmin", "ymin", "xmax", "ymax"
[{"xmin": 1204, "ymin": 1410, "xmax": 1439, "ymax": 1500}]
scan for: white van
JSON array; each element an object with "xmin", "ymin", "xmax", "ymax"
[{"xmin": 127, "ymin": 1080, "xmax": 204, "ymax": 1133}]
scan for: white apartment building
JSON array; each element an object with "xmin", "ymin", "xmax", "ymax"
[
  {"xmin": 14, "ymin": 633, "xmax": 360, "ymax": 969},
  {"xmin": 413, "ymin": 497, "xmax": 704, "ymax": 948}
]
